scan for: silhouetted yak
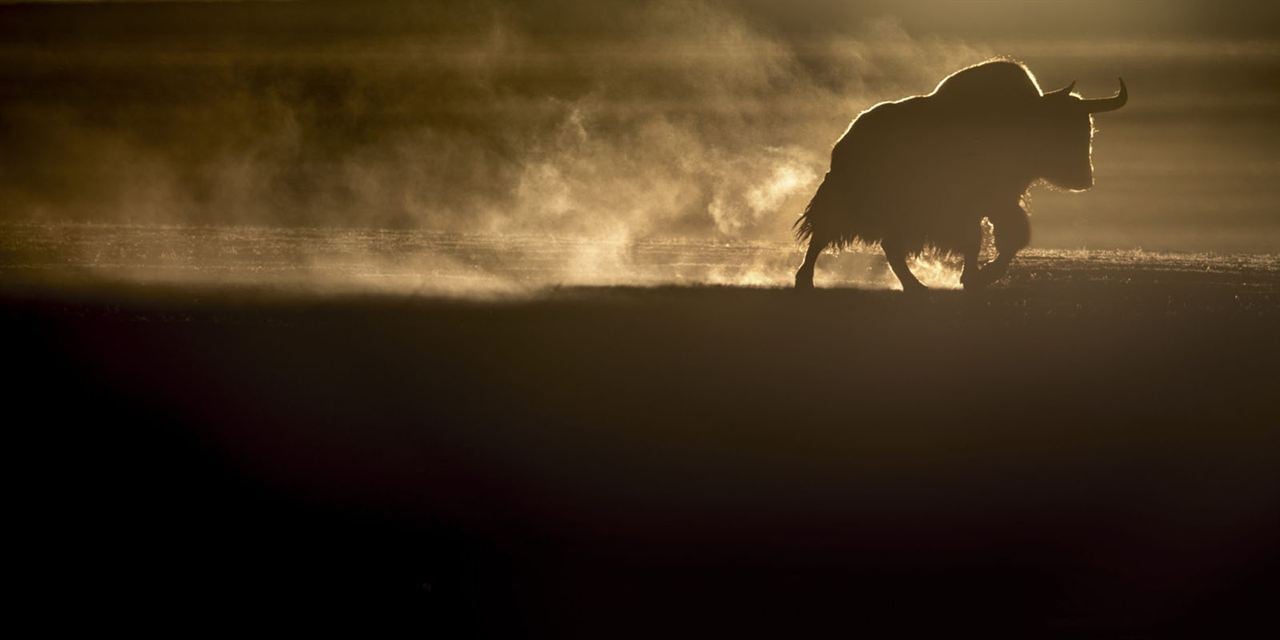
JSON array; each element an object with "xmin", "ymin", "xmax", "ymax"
[{"xmin": 795, "ymin": 59, "xmax": 1127, "ymax": 290}]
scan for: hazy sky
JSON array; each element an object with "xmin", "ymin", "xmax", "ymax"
[{"xmin": 1, "ymin": 0, "xmax": 1278, "ymax": 251}]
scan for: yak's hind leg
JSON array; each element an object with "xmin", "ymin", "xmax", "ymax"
[
  {"xmin": 882, "ymin": 238, "xmax": 927, "ymax": 292},
  {"xmin": 795, "ymin": 235, "xmax": 827, "ymax": 289}
]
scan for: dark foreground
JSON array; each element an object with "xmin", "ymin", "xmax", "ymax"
[{"xmin": 7, "ymin": 271, "xmax": 1280, "ymax": 636}]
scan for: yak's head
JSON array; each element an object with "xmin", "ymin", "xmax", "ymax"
[{"xmin": 1033, "ymin": 78, "xmax": 1127, "ymax": 190}]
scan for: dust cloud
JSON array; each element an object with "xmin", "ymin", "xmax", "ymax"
[{"xmin": 0, "ymin": 1, "xmax": 998, "ymax": 290}]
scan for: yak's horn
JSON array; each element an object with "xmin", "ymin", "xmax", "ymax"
[
  {"xmin": 1044, "ymin": 80, "xmax": 1076, "ymax": 98},
  {"xmin": 1083, "ymin": 77, "xmax": 1127, "ymax": 113}
]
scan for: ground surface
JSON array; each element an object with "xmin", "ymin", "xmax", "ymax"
[{"xmin": 5, "ymin": 230, "xmax": 1279, "ymax": 636}]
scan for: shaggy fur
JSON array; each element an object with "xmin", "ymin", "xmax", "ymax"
[{"xmin": 795, "ymin": 59, "xmax": 1124, "ymax": 290}]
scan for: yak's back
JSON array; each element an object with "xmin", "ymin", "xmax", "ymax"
[
  {"xmin": 829, "ymin": 60, "xmax": 1042, "ymax": 179},
  {"xmin": 931, "ymin": 60, "xmax": 1042, "ymax": 105},
  {"xmin": 829, "ymin": 96, "xmax": 931, "ymax": 174}
]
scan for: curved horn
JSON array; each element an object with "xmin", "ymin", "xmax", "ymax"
[
  {"xmin": 1044, "ymin": 80, "xmax": 1076, "ymax": 98},
  {"xmin": 1083, "ymin": 77, "xmax": 1127, "ymax": 113}
]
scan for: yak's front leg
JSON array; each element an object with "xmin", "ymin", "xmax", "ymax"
[
  {"xmin": 966, "ymin": 205, "xmax": 1030, "ymax": 289},
  {"xmin": 882, "ymin": 238, "xmax": 927, "ymax": 292}
]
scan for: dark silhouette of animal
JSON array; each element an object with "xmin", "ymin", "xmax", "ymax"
[{"xmin": 794, "ymin": 60, "xmax": 1127, "ymax": 291}]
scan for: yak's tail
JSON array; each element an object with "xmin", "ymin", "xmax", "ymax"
[
  {"xmin": 793, "ymin": 169, "xmax": 867, "ymax": 250},
  {"xmin": 793, "ymin": 171, "xmax": 835, "ymax": 245}
]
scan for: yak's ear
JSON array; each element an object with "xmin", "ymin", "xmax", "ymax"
[{"xmin": 1043, "ymin": 80, "xmax": 1076, "ymax": 99}]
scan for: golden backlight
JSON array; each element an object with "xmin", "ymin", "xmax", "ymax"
[{"xmin": 0, "ymin": 0, "xmax": 1277, "ymax": 294}]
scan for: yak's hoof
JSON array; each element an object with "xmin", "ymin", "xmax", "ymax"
[
  {"xmin": 963, "ymin": 264, "xmax": 1005, "ymax": 290},
  {"xmin": 795, "ymin": 274, "xmax": 815, "ymax": 290},
  {"xmin": 901, "ymin": 283, "xmax": 928, "ymax": 294}
]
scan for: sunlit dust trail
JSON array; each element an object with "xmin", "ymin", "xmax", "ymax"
[{"xmin": 0, "ymin": 223, "xmax": 972, "ymax": 295}]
